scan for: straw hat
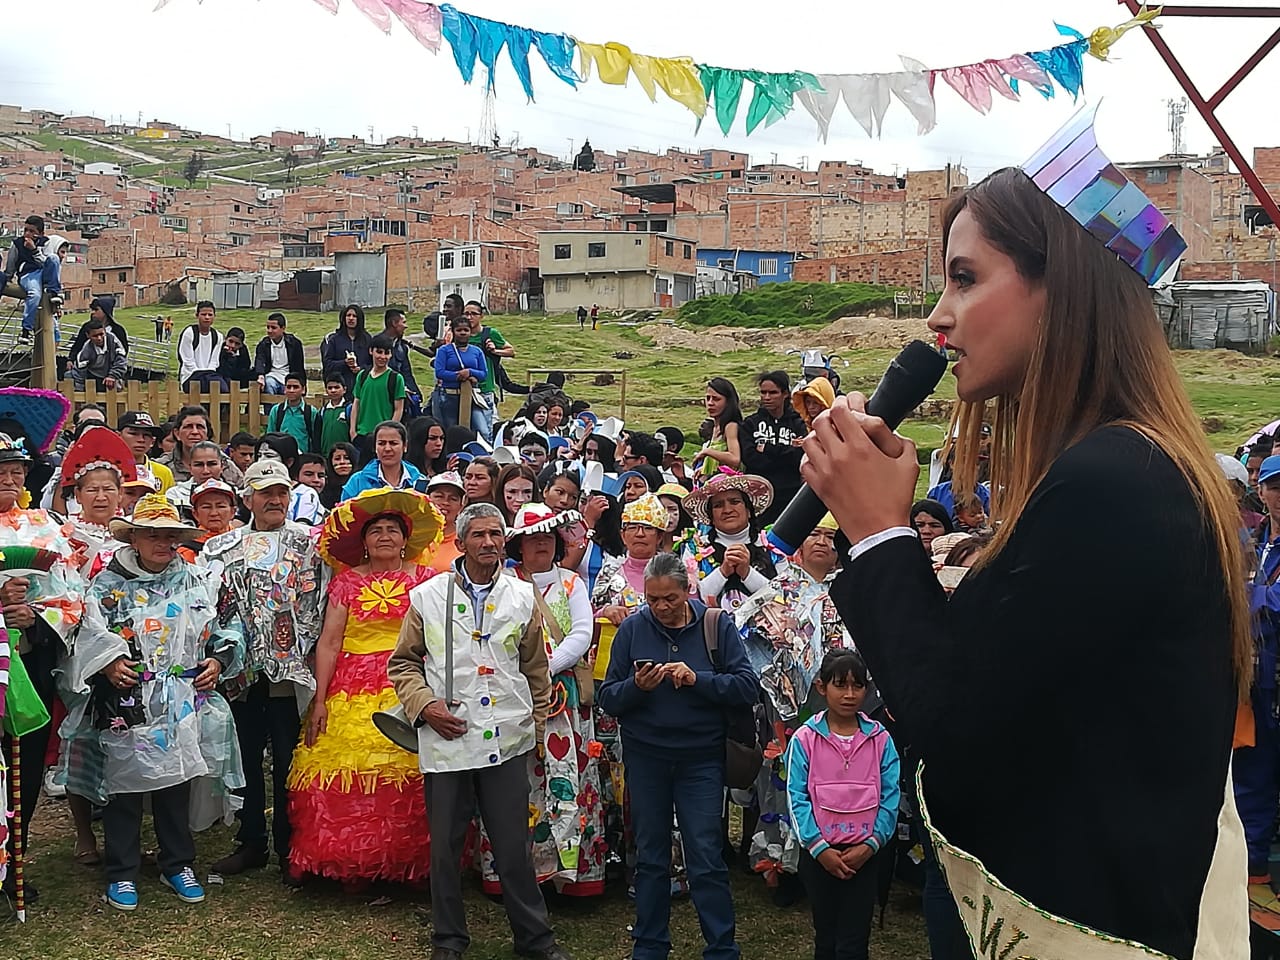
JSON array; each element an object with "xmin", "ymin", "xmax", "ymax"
[
  {"xmin": 683, "ymin": 472, "xmax": 774, "ymax": 527},
  {"xmin": 621, "ymin": 493, "xmax": 668, "ymax": 530},
  {"xmin": 318, "ymin": 487, "xmax": 443, "ymax": 570},
  {"xmin": 109, "ymin": 493, "xmax": 199, "ymax": 539}
]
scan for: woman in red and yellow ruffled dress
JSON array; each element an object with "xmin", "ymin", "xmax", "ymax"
[{"xmin": 286, "ymin": 488, "xmax": 443, "ymax": 885}]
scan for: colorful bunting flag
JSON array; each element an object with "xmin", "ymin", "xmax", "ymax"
[{"xmin": 156, "ymin": 2, "xmax": 1160, "ymax": 141}]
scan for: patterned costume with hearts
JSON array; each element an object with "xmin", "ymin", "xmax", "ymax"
[
  {"xmin": 479, "ymin": 566, "xmax": 606, "ymax": 896},
  {"xmin": 286, "ymin": 565, "xmax": 435, "ymax": 882}
]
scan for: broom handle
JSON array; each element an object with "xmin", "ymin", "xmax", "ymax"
[{"xmin": 7, "ymin": 627, "xmax": 24, "ymax": 922}]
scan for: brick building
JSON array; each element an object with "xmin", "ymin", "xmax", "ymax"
[{"xmin": 539, "ymin": 230, "xmax": 697, "ymax": 311}]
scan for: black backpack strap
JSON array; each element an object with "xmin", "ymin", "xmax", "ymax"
[{"xmin": 702, "ymin": 607, "xmax": 723, "ymax": 671}]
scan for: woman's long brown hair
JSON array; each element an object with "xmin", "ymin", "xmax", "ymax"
[{"xmin": 943, "ymin": 168, "xmax": 1251, "ymax": 695}]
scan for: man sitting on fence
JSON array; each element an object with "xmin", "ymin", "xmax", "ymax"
[
  {"xmin": 254, "ymin": 313, "xmax": 305, "ymax": 396},
  {"xmin": 69, "ymin": 318, "xmax": 128, "ymax": 391},
  {"xmin": 67, "ymin": 297, "xmax": 131, "ymax": 362},
  {"xmin": 0, "ymin": 214, "xmax": 62, "ymax": 341},
  {"xmin": 178, "ymin": 301, "xmax": 224, "ymax": 391}
]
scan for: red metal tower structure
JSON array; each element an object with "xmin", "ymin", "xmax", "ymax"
[{"xmin": 1119, "ymin": 1, "xmax": 1280, "ymax": 230}]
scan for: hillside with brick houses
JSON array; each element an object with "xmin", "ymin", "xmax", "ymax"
[{"xmin": 0, "ymin": 101, "xmax": 1275, "ymax": 321}]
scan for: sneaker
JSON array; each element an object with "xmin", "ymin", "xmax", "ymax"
[
  {"xmin": 18, "ymin": 330, "xmax": 32, "ymax": 343},
  {"xmin": 48, "ymin": 294, "xmax": 62, "ymax": 311},
  {"xmin": 105, "ymin": 880, "xmax": 138, "ymax": 912},
  {"xmin": 161, "ymin": 866, "xmax": 205, "ymax": 904},
  {"xmin": 43, "ymin": 768, "xmax": 67, "ymax": 798},
  {"xmin": 209, "ymin": 844, "xmax": 268, "ymax": 875}
]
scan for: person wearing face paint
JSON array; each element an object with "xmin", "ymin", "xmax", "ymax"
[
  {"xmin": 495, "ymin": 462, "xmax": 537, "ymax": 526},
  {"xmin": 57, "ymin": 494, "xmax": 246, "ymax": 913},
  {"xmin": 801, "ymin": 118, "xmax": 1248, "ymax": 958},
  {"xmin": 200, "ymin": 459, "xmax": 325, "ymax": 884},
  {"xmin": 288, "ymin": 488, "xmax": 440, "ymax": 887},
  {"xmin": 0, "ymin": 430, "xmax": 85, "ymax": 902}
]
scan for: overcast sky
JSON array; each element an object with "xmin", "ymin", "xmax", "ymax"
[{"xmin": 2, "ymin": 0, "xmax": 1276, "ymax": 178}]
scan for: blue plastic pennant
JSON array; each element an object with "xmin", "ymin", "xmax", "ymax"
[
  {"xmin": 532, "ymin": 31, "xmax": 578, "ymax": 89},
  {"xmin": 1027, "ymin": 38, "xmax": 1088, "ymax": 99},
  {"xmin": 439, "ymin": 4, "xmax": 575, "ymax": 100}
]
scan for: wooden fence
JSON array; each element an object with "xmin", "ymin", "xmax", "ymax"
[{"xmin": 63, "ymin": 379, "xmax": 479, "ymax": 444}]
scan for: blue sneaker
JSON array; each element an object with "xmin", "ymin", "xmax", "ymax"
[
  {"xmin": 160, "ymin": 867, "xmax": 205, "ymax": 904},
  {"xmin": 105, "ymin": 880, "xmax": 138, "ymax": 911}
]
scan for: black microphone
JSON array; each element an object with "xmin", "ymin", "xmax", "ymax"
[{"xmin": 766, "ymin": 339, "xmax": 949, "ymax": 556}]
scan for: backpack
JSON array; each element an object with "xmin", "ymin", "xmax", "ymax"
[
  {"xmin": 269, "ymin": 401, "xmax": 319, "ymax": 442},
  {"xmin": 183, "ymin": 324, "xmax": 221, "ymax": 359},
  {"xmin": 355, "ymin": 368, "xmax": 402, "ymax": 408},
  {"xmin": 702, "ymin": 608, "xmax": 763, "ymax": 790}
]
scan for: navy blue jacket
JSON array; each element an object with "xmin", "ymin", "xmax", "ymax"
[{"xmin": 597, "ymin": 599, "xmax": 757, "ymax": 757}]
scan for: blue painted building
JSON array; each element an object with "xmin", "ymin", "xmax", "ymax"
[{"xmin": 696, "ymin": 248, "xmax": 798, "ymax": 284}]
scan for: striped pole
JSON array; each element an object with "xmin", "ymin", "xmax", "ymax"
[{"xmin": 10, "ymin": 735, "xmax": 22, "ymax": 922}]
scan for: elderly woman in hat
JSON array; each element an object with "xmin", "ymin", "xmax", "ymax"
[
  {"xmin": 287, "ymin": 488, "xmax": 441, "ymax": 887},
  {"xmin": 593, "ymin": 493, "xmax": 693, "ymax": 628},
  {"xmin": 479, "ymin": 502, "xmax": 607, "ymax": 896},
  {"xmin": 682, "ymin": 472, "xmax": 777, "ymax": 615},
  {"xmin": 0, "ymin": 430, "xmax": 84, "ymax": 899},
  {"xmin": 59, "ymin": 426, "xmax": 137, "ymax": 578},
  {"xmin": 177, "ymin": 479, "xmax": 242, "ymax": 562},
  {"xmin": 58, "ymin": 493, "xmax": 245, "ymax": 912}
]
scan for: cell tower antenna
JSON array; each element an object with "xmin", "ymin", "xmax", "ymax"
[
  {"xmin": 478, "ymin": 70, "xmax": 499, "ymax": 149},
  {"xmin": 1167, "ymin": 97, "xmax": 1189, "ymax": 155}
]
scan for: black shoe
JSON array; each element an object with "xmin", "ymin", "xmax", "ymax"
[
  {"xmin": 430, "ymin": 948, "xmax": 463, "ymax": 960},
  {"xmin": 1, "ymin": 877, "xmax": 39, "ymax": 903},
  {"xmin": 209, "ymin": 844, "xmax": 269, "ymax": 876},
  {"xmin": 48, "ymin": 294, "xmax": 62, "ymax": 311},
  {"xmin": 281, "ymin": 862, "xmax": 305, "ymax": 889}
]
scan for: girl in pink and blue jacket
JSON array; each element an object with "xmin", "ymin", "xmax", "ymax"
[{"xmin": 786, "ymin": 649, "xmax": 900, "ymax": 960}]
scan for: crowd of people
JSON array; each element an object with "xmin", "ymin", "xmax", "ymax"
[{"xmin": 0, "ymin": 340, "xmax": 1003, "ymax": 960}]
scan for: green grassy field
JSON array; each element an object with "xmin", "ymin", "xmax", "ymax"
[
  {"xmin": 103, "ymin": 305, "xmax": 1277, "ymax": 458},
  {"xmin": 11, "ymin": 799, "xmax": 928, "ymax": 960}
]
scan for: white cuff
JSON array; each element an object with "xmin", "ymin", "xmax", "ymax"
[{"xmin": 846, "ymin": 527, "xmax": 918, "ymax": 563}]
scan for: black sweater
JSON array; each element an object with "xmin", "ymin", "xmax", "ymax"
[
  {"xmin": 832, "ymin": 426, "xmax": 1234, "ymax": 960},
  {"xmin": 741, "ymin": 406, "xmax": 806, "ymax": 525}
]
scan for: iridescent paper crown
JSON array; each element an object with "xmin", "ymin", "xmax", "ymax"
[{"xmin": 1022, "ymin": 104, "xmax": 1185, "ymax": 285}]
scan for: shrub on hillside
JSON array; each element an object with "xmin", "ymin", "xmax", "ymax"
[{"xmin": 679, "ymin": 282, "xmax": 936, "ymax": 328}]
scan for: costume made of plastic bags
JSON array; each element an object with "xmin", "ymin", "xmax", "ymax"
[
  {"xmin": 735, "ymin": 566, "xmax": 854, "ymax": 880},
  {"xmin": 56, "ymin": 548, "xmax": 246, "ymax": 829}
]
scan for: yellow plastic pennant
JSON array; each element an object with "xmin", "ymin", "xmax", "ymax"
[
  {"xmin": 576, "ymin": 40, "xmax": 707, "ymax": 118},
  {"xmin": 1088, "ymin": 5, "xmax": 1161, "ymax": 61}
]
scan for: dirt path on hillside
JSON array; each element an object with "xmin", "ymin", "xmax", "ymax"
[{"xmin": 640, "ymin": 315, "xmax": 933, "ymax": 355}]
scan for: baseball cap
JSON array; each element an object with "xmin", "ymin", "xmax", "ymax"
[
  {"xmin": 242, "ymin": 459, "xmax": 293, "ymax": 491},
  {"xmin": 1259, "ymin": 455, "xmax": 1280, "ymax": 486},
  {"xmin": 427, "ymin": 470, "xmax": 466, "ymax": 494},
  {"xmin": 118, "ymin": 411, "xmax": 163, "ymax": 433},
  {"xmin": 191, "ymin": 477, "xmax": 238, "ymax": 504}
]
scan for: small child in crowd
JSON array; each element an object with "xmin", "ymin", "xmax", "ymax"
[
  {"xmin": 954, "ymin": 495, "xmax": 990, "ymax": 535},
  {"xmin": 787, "ymin": 649, "xmax": 900, "ymax": 960}
]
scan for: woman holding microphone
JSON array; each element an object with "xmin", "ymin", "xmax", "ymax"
[{"xmin": 800, "ymin": 110, "xmax": 1248, "ymax": 960}]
